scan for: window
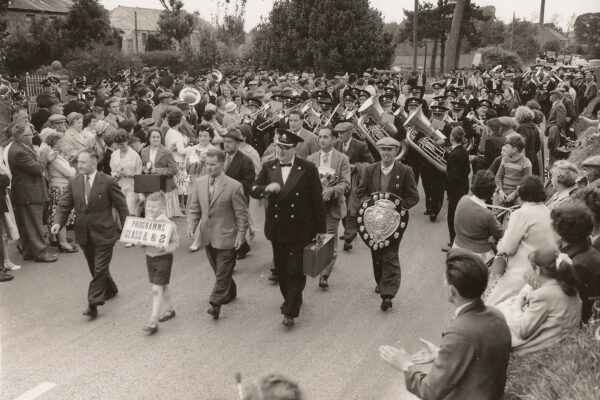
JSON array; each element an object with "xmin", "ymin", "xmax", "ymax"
[
  {"xmin": 126, "ymin": 39, "xmax": 133, "ymax": 54},
  {"xmin": 25, "ymin": 14, "xmax": 33, "ymax": 27},
  {"xmin": 142, "ymin": 32, "xmax": 148, "ymax": 46}
]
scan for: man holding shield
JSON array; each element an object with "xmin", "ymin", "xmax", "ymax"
[{"xmin": 357, "ymin": 137, "xmax": 419, "ymax": 312}]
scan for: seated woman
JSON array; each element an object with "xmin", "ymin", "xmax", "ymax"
[
  {"xmin": 486, "ymin": 176, "xmax": 555, "ymax": 306},
  {"xmin": 453, "ymin": 170, "xmax": 503, "ymax": 263},
  {"xmin": 545, "ymin": 160, "xmax": 580, "ymax": 209},
  {"xmin": 551, "ymin": 201, "xmax": 600, "ymax": 324},
  {"xmin": 496, "ymin": 247, "xmax": 581, "ymax": 356}
]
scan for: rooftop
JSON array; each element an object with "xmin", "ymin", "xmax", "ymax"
[
  {"xmin": 109, "ymin": 6, "xmax": 214, "ymax": 33},
  {"xmin": 7, "ymin": 0, "xmax": 73, "ymax": 13}
]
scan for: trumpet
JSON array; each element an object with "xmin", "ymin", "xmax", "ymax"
[
  {"xmin": 466, "ymin": 111, "xmax": 485, "ymax": 126},
  {"xmin": 257, "ymin": 100, "xmax": 308, "ymax": 131},
  {"xmin": 321, "ymin": 104, "xmax": 340, "ymax": 127},
  {"xmin": 227, "ymin": 103, "xmax": 271, "ymax": 130},
  {"xmin": 443, "ymin": 114, "xmax": 456, "ymax": 125}
]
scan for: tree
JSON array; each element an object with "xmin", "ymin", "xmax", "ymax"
[
  {"xmin": 444, "ymin": 0, "xmax": 468, "ymax": 72},
  {"xmin": 145, "ymin": 33, "xmax": 171, "ymax": 52},
  {"xmin": 478, "ymin": 46, "xmax": 522, "ymax": 69},
  {"xmin": 157, "ymin": 0, "xmax": 196, "ymax": 47},
  {"xmin": 249, "ymin": 0, "xmax": 394, "ymax": 73},
  {"xmin": 543, "ymin": 39, "xmax": 561, "ymax": 52},
  {"xmin": 502, "ymin": 20, "xmax": 541, "ymax": 61},
  {"xmin": 217, "ymin": 14, "xmax": 245, "ymax": 46},
  {"xmin": 63, "ymin": 0, "xmax": 121, "ymax": 49},
  {"xmin": 574, "ymin": 13, "xmax": 600, "ymax": 57}
]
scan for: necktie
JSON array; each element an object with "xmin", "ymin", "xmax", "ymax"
[
  {"xmin": 322, "ymin": 152, "xmax": 329, "ymax": 165},
  {"xmin": 209, "ymin": 177, "xmax": 215, "ymax": 202},
  {"xmin": 280, "ymin": 163, "xmax": 292, "ymax": 168},
  {"xmin": 343, "ymin": 141, "xmax": 350, "ymax": 153},
  {"xmin": 224, "ymin": 155, "xmax": 232, "ymax": 171},
  {"xmin": 84, "ymin": 175, "xmax": 91, "ymax": 204}
]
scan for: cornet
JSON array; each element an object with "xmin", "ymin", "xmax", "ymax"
[{"xmin": 466, "ymin": 111, "xmax": 485, "ymax": 126}]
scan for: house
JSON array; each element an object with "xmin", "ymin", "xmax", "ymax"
[
  {"xmin": 3, "ymin": 0, "xmax": 73, "ymax": 33},
  {"xmin": 539, "ymin": 26, "xmax": 570, "ymax": 49},
  {"xmin": 109, "ymin": 6, "xmax": 215, "ymax": 54}
]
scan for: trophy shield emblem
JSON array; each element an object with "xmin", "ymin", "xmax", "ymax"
[{"xmin": 357, "ymin": 192, "xmax": 409, "ymax": 250}]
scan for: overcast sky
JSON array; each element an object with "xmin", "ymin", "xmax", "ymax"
[{"xmin": 100, "ymin": 0, "xmax": 598, "ymax": 32}]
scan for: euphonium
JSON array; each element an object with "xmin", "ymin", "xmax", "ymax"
[
  {"xmin": 357, "ymin": 94, "xmax": 408, "ymax": 161},
  {"xmin": 179, "ymin": 87, "xmax": 202, "ymax": 106},
  {"xmin": 404, "ymin": 105, "xmax": 449, "ymax": 173},
  {"xmin": 302, "ymin": 103, "xmax": 321, "ymax": 130}
]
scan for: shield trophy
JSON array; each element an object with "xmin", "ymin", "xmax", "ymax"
[{"xmin": 357, "ymin": 192, "xmax": 409, "ymax": 251}]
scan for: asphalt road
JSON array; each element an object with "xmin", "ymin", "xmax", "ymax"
[{"xmin": 1, "ymin": 191, "xmax": 453, "ymax": 400}]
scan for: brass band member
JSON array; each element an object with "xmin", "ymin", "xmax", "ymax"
[{"xmin": 357, "ymin": 137, "xmax": 419, "ymax": 312}]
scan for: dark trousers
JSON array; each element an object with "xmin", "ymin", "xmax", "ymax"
[
  {"xmin": 272, "ymin": 241, "xmax": 307, "ymax": 318},
  {"xmin": 370, "ymin": 239, "xmax": 402, "ymax": 299},
  {"xmin": 205, "ymin": 245, "xmax": 237, "ymax": 306},
  {"xmin": 82, "ymin": 241, "xmax": 118, "ymax": 307},
  {"xmin": 13, "ymin": 203, "xmax": 47, "ymax": 259},
  {"xmin": 447, "ymin": 189, "xmax": 468, "ymax": 244},
  {"xmin": 342, "ymin": 215, "xmax": 358, "ymax": 243},
  {"xmin": 421, "ymin": 167, "xmax": 445, "ymax": 215}
]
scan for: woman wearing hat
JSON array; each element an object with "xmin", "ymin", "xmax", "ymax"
[
  {"xmin": 222, "ymin": 101, "xmax": 239, "ymax": 130},
  {"xmin": 110, "ymin": 130, "xmax": 143, "ymax": 226},
  {"xmin": 164, "ymin": 109, "xmax": 192, "ymax": 213},
  {"xmin": 42, "ymin": 128, "xmax": 78, "ymax": 253}
]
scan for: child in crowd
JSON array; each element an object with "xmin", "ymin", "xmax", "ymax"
[
  {"xmin": 494, "ymin": 135, "xmax": 532, "ymax": 205},
  {"xmin": 139, "ymin": 192, "xmax": 179, "ymax": 335}
]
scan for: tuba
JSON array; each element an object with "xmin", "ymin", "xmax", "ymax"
[
  {"xmin": 404, "ymin": 106, "xmax": 449, "ymax": 173},
  {"xmin": 301, "ymin": 102, "xmax": 321, "ymax": 130},
  {"xmin": 357, "ymin": 94, "xmax": 408, "ymax": 161},
  {"xmin": 211, "ymin": 69, "xmax": 223, "ymax": 83},
  {"xmin": 179, "ymin": 87, "xmax": 202, "ymax": 106}
]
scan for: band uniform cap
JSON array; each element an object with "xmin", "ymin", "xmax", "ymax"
[
  {"xmin": 158, "ymin": 91, "xmax": 174, "ymax": 100},
  {"xmin": 383, "ymin": 86, "xmax": 399, "ymax": 96},
  {"xmin": 223, "ymin": 128, "xmax": 245, "ymax": 142},
  {"xmin": 379, "ymin": 93, "xmax": 394, "ymax": 104},
  {"xmin": 478, "ymin": 99, "xmax": 492, "ymax": 108},
  {"xmin": 246, "ymin": 98, "xmax": 262, "ymax": 108},
  {"xmin": 450, "ymin": 100, "xmax": 467, "ymax": 110},
  {"xmin": 582, "ymin": 155, "xmax": 600, "ymax": 168},
  {"xmin": 405, "ymin": 97, "xmax": 421, "ymax": 108},
  {"xmin": 430, "ymin": 104, "xmax": 449, "ymax": 113},
  {"xmin": 140, "ymin": 118, "xmax": 155, "ymax": 126},
  {"xmin": 432, "ymin": 82, "xmax": 444, "ymax": 89},
  {"xmin": 343, "ymin": 92, "xmax": 357, "ymax": 102},
  {"xmin": 313, "ymin": 90, "xmax": 332, "ymax": 103},
  {"xmin": 433, "ymin": 95, "xmax": 446, "ymax": 103},
  {"xmin": 48, "ymin": 114, "xmax": 66, "ymax": 123},
  {"xmin": 225, "ymin": 101, "xmax": 237, "ymax": 113},
  {"xmin": 376, "ymin": 137, "xmax": 402, "ymax": 148},
  {"xmin": 254, "ymin": 88, "xmax": 266, "ymax": 98},
  {"xmin": 358, "ymin": 89, "xmax": 371, "ymax": 99},
  {"xmin": 275, "ymin": 129, "xmax": 304, "ymax": 146},
  {"xmin": 271, "ymin": 94, "xmax": 285, "ymax": 102},
  {"xmin": 492, "ymin": 89, "xmax": 504, "ymax": 97},
  {"xmin": 445, "ymin": 90, "xmax": 457, "ymax": 99},
  {"xmin": 334, "ymin": 122, "xmax": 354, "ymax": 133}
]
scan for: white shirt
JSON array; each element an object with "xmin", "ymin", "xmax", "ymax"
[
  {"xmin": 281, "ymin": 157, "xmax": 294, "ymax": 184},
  {"xmin": 320, "ymin": 149, "xmax": 333, "ymax": 168},
  {"xmin": 149, "ymin": 148, "xmax": 158, "ymax": 165},
  {"xmin": 381, "ymin": 162, "xmax": 394, "ymax": 176},
  {"xmin": 84, "ymin": 170, "xmax": 97, "ymax": 203},
  {"xmin": 110, "ymin": 146, "xmax": 142, "ymax": 191}
]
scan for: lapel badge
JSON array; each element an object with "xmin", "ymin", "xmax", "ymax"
[
  {"xmin": 272, "ymin": 165, "xmax": 276, "ymax": 169},
  {"xmin": 298, "ymin": 166, "xmax": 301, "ymax": 170}
]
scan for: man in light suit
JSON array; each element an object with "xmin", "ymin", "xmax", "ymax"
[
  {"xmin": 545, "ymin": 90, "xmax": 567, "ymax": 168},
  {"xmin": 333, "ymin": 122, "xmax": 374, "ymax": 251},
  {"xmin": 187, "ymin": 148, "xmax": 249, "ymax": 320},
  {"xmin": 379, "ymin": 249, "xmax": 511, "ymax": 400},
  {"xmin": 52, "ymin": 150, "xmax": 130, "ymax": 319},
  {"xmin": 307, "ymin": 127, "xmax": 350, "ymax": 289}
]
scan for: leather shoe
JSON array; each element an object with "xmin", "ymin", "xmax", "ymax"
[
  {"xmin": 207, "ymin": 305, "xmax": 220, "ymax": 320},
  {"xmin": 158, "ymin": 309, "xmax": 176, "ymax": 322},
  {"xmin": 58, "ymin": 244, "xmax": 78, "ymax": 253},
  {"xmin": 343, "ymin": 242, "xmax": 353, "ymax": 251},
  {"xmin": 83, "ymin": 305, "xmax": 98, "ymax": 319},
  {"xmin": 105, "ymin": 291, "xmax": 118, "ymax": 300},
  {"xmin": 236, "ymin": 242, "xmax": 251, "ymax": 259},
  {"xmin": 0, "ymin": 272, "xmax": 14, "ymax": 282},
  {"xmin": 282, "ymin": 316, "xmax": 294, "ymax": 327},
  {"xmin": 34, "ymin": 254, "xmax": 58, "ymax": 263},
  {"xmin": 381, "ymin": 298, "xmax": 393, "ymax": 311},
  {"xmin": 423, "ymin": 209, "xmax": 431, "ymax": 215},
  {"xmin": 319, "ymin": 276, "xmax": 329, "ymax": 289},
  {"xmin": 429, "ymin": 214, "xmax": 437, "ymax": 222},
  {"xmin": 142, "ymin": 323, "xmax": 158, "ymax": 335},
  {"xmin": 375, "ymin": 285, "xmax": 381, "ymax": 294}
]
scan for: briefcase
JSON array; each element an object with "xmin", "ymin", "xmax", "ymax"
[
  {"xmin": 303, "ymin": 234, "xmax": 334, "ymax": 277},
  {"xmin": 134, "ymin": 174, "xmax": 167, "ymax": 193}
]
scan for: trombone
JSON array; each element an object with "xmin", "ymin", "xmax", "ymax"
[
  {"xmin": 256, "ymin": 100, "xmax": 308, "ymax": 131},
  {"xmin": 225, "ymin": 103, "xmax": 271, "ymax": 130}
]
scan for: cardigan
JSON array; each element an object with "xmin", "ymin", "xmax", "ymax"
[{"xmin": 454, "ymin": 196, "xmax": 503, "ymax": 253}]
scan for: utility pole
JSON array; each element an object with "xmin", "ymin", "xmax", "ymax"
[
  {"xmin": 134, "ymin": 11, "xmax": 139, "ymax": 53},
  {"xmin": 424, "ymin": 40, "xmax": 428, "ymax": 71},
  {"xmin": 511, "ymin": 12, "xmax": 515, "ymax": 50},
  {"xmin": 413, "ymin": 0, "xmax": 418, "ymax": 69},
  {"xmin": 539, "ymin": 0, "xmax": 545, "ymax": 40}
]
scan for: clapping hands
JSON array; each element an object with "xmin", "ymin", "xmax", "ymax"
[{"xmin": 410, "ymin": 338, "xmax": 440, "ymax": 365}]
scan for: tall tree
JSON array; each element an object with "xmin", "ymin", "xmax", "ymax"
[
  {"xmin": 157, "ymin": 0, "xmax": 196, "ymax": 47},
  {"xmin": 250, "ymin": 0, "xmax": 394, "ymax": 73},
  {"xmin": 574, "ymin": 13, "xmax": 600, "ymax": 56},
  {"xmin": 444, "ymin": 0, "xmax": 468, "ymax": 72},
  {"xmin": 217, "ymin": 14, "xmax": 245, "ymax": 46},
  {"xmin": 63, "ymin": 0, "xmax": 120, "ymax": 49}
]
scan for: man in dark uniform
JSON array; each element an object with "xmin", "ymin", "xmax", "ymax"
[
  {"xmin": 251, "ymin": 129, "xmax": 326, "ymax": 328},
  {"xmin": 135, "ymin": 86, "xmax": 154, "ymax": 120},
  {"xmin": 357, "ymin": 137, "xmax": 419, "ymax": 311}
]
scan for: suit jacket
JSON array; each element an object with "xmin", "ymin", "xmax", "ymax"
[
  {"xmin": 186, "ymin": 174, "xmax": 248, "ymax": 250},
  {"xmin": 545, "ymin": 101, "xmax": 567, "ymax": 154},
  {"xmin": 334, "ymin": 138, "xmax": 375, "ymax": 215},
  {"xmin": 293, "ymin": 128, "xmax": 320, "ymax": 160},
  {"xmin": 405, "ymin": 299, "xmax": 512, "ymax": 400},
  {"xmin": 136, "ymin": 98, "xmax": 153, "ymax": 121},
  {"xmin": 55, "ymin": 172, "xmax": 129, "ymax": 246},
  {"xmin": 31, "ymin": 108, "xmax": 51, "ymax": 133},
  {"xmin": 562, "ymin": 241, "xmax": 600, "ymax": 323},
  {"xmin": 356, "ymin": 161, "xmax": 419, "ymax": 210},
  {"xmin": 307, "ymin": 149, "xmax": 351, "ymax": 220},
  {"xmin": 7, "ymin": 141, "xmax": 48, "ymax": 205},
  {"xmin": 140, "ymin": 145, "xmax": 178, "ymax": 192},
  {"xmin": 446, "ymin": 145, "xmax": 470, "ymax": 195},
  {"xmin": 225, "ymin": 151, "xmax": 256, "ymax": 200},
  {"xmin": 251, "ymin": 157, "xmax": 326, "ymax": 244}
]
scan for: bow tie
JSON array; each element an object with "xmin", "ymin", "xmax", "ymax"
[{"xmin": 280, "ymin": 162, "xmax": 292, "ymax": 168}]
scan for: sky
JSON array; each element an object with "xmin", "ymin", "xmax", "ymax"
[{"xmin": 100, "ymin": 0, "xmax": 599, "ymax": 32}]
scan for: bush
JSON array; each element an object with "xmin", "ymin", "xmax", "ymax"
[
  {"xmin": 64, "ymin": 44, "xmax": 139, "ymax": 83},
  {"xmin": 136, "ymin": 51, "xmax": 185, "ymax": 74},
  {"xmin": 505, "ymin": 327, "xmax": 600, "ymax": 400},
  {"xmin": 569, "ymin": 134, "xmax": 600, "ymax": 168},
  {"xmin": 477, "ymin": 46, "xmax": 522, "ymax": 70}
]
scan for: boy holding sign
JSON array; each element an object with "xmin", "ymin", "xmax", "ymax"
[{"xmin": 139, "ymin": 192, "xmax": 179, "ymax": 335}]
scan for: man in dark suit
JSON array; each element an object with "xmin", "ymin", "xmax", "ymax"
[
  {"xmin": 251, "ymin": 129, "xmax": 326, "ymax": 328},
  {"xmin": 135, "ymin": 86, "xmax": 154, "ymax": 121},
  {"xmin": 51, "ymin": 150, "xmax": 129, "ymax": 319},
  {"xmin": 357, "ymin": 137, "xmax": 419, "ymax": 311},
  {"xmin": 545, "ymin": 90, "xmax": 567, "ymax": 167},
  {"xmin": 7, "ymin": 123, "xmax": 57, "ymax": 263},
  {"xmin": 445, "ymin": 127, "xmax": 471, "ymax": 250},
  {"xmin": 333, "ymin": 122, "xmax": 374, "ymax": 251},
  {"xmin": 379, "ymin": 249, "xmax": 511, "ymax": 400},
  {"xmin": 223, "ymin": 128, "xmax": 256, "ymax": 259}
]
